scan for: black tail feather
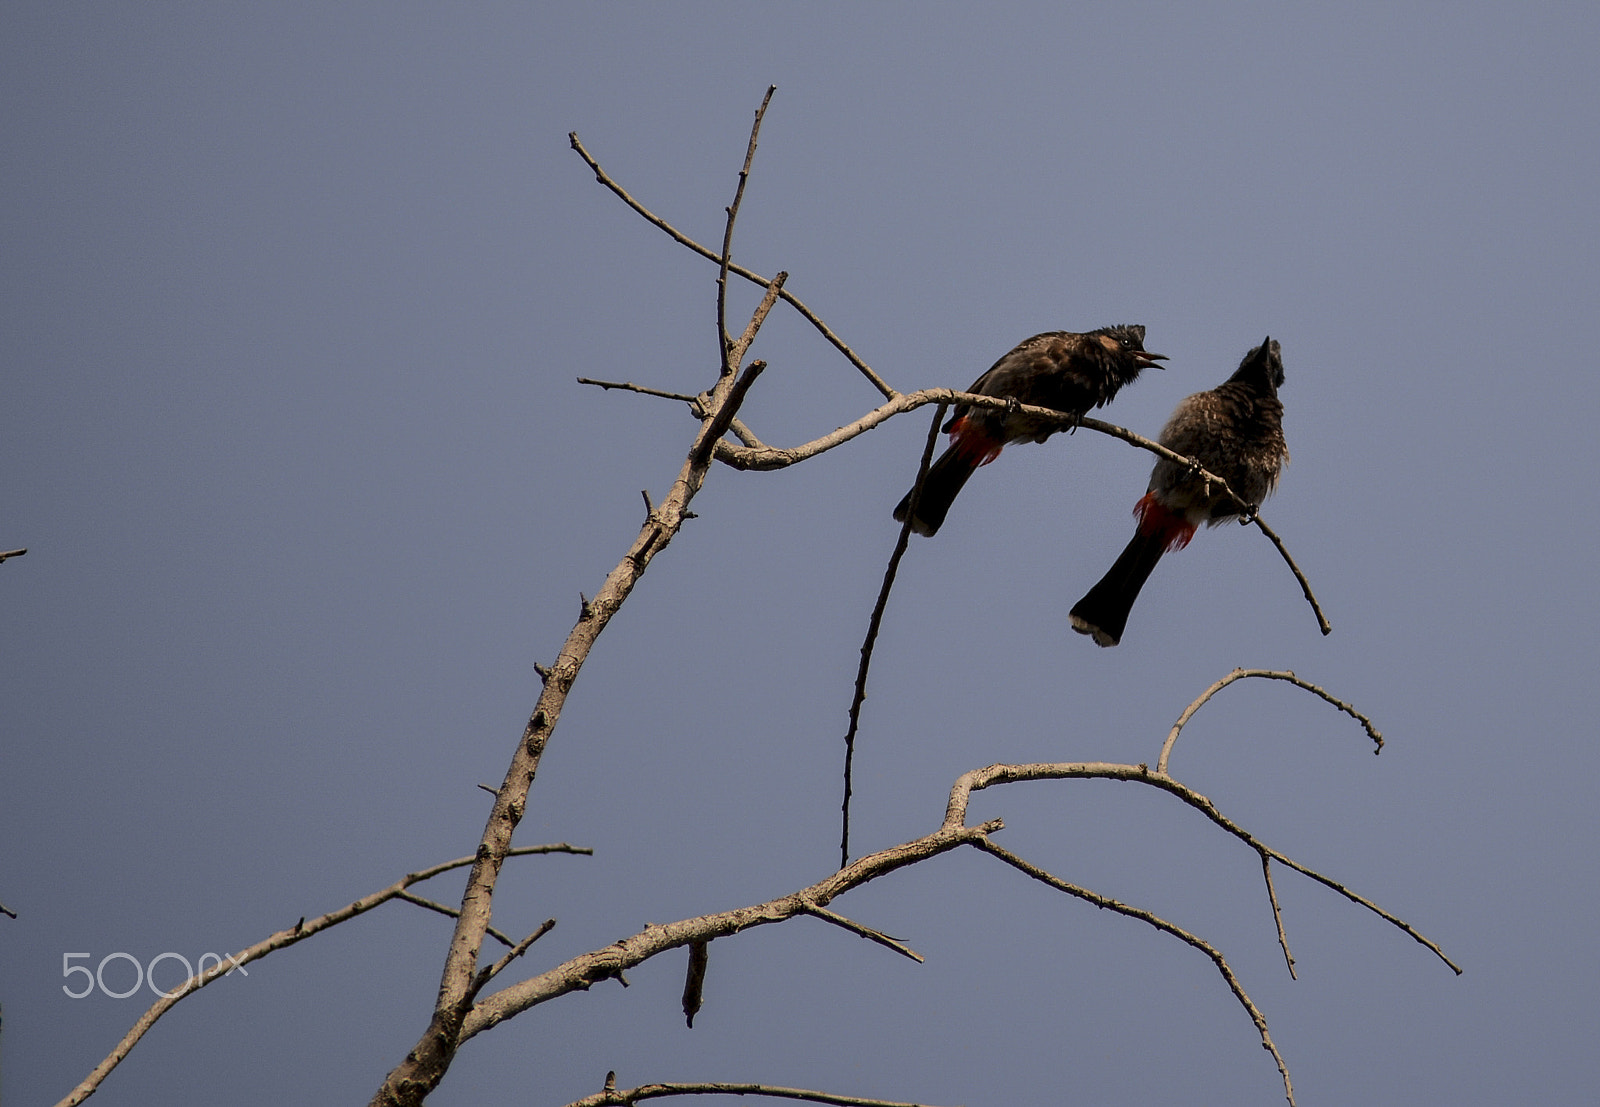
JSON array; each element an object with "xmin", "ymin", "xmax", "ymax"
[
  {"xmin": 1069, "ymin": 531, "xmax": 1168, "ymax": 647},
  {"xmin": 892, "ymin": 447, "xmax": 981, "ymax": 537}
]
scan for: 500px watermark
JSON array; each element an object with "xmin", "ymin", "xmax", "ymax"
[{"xmin": 62, "ymin": 951, "xmax": 249, "ymax": 999}]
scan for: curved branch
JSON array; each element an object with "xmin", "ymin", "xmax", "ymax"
[
  {"xmin": 1160, "ymin": 668, "xmax": 1384, "ymax": 774},
  {"xmin": 564, "ymin": 1075, "xmax": 954, "ymax": 1107},
  {"xmin": 708, "ymin": 393, "xmax": 1329, "ymax": 635},
  {"xmin": 53, "ymin": 845, "xmax": 588, "ymax": 1107},
  {"xmin": 841, "ymin": 403, "xmax": 947, "ymax": 868},
  {"xmin": 943, "ymin": 761, "xmax": 1458, "ymax": 974},
  {"xmin": 972, "ymin": 838, "xmax": 1297, "ymax": 1107}
]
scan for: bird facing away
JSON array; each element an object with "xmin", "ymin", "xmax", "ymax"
[
  {"xmin": 1069, "ymin": 337, "xmax": 1288, "ymax": 648},
  {"xmin": 893, "ymin": 325, "xmax": 1167, "ymax": 536}
]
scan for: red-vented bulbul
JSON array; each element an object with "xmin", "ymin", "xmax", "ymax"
[
  {"xmin": 1069, "ymin": 337, "xmax": 1288, "ymax": 647},
  {"xmin": 893, "ymin": 325, "xmax": 1166, "ymax": 536}
]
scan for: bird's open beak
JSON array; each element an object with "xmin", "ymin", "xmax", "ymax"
[{"xmin": 1140, "ymin": 352, "xmax": 1169, "ymax": 369}]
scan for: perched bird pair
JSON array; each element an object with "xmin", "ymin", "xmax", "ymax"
[{"xmin": 893, "ymin": 327, "xmax": 1288, "ymax": 647}]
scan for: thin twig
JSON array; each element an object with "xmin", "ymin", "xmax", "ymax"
[
  {"xmin": 471, "ymin": 918, "xmax": 558, "ymax": 997},
  {"xmin": 563, "ymin": 1077, "xmax": 955, "ymax": 1107},
  {"xmin": 1262, "ymin": 855, "xmax": 1297, "ymax": 979},
  {"xmin": 577, "ymin": 377, "xmax": 699, "ymax": 404},
  {"xmin": 1160, "ymin": 668, "xmax": 1384, "ymax": 774},
  {"xmin": 0, "ymin": 900, "xmax": 16, "ymax": 919},
  {"xmin": 841, "ymin": 404, "xmax": 946, "ymax": 868},
  {"xmin": 394, "ymin": 890, "xmax": 518, "ymax": 949},
  {"xmin": 799, "ymin": 901, "xmax": 925, "ymax": 963},
  {"xmin": 575, "ymin": 377, "xmax": 767, "ymax": 446},
  {"xmin": 0, "ymin": 548, "xmax": 26, "ymax": 562},
  {"xmin": 973, "ymin": 838, "xmax": 1297, "ymax": 1107},
  {"xmin": 1246, "ymin": 515, "xmax": 1331, "ymax": 635},
  {"xmin": 718, "ymin": 86, "xmax": 776, "ymax": 374},
  {"xmin": 54, "ymin": 845, "xmax": 588, "ymax": 1107},
  {"xmin": 569, "ymin": 132, "xmax": 895, "ymax": 399}
]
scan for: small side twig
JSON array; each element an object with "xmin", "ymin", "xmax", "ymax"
[
  {"xmin": 55, "ymin": 844, "xmax": 589, "ymax": 1107},
  {"xmin": 0, "ymin": 548, "xmax": 26, "ymax": 563},
  {"xmin": 1262, "ymin": 855, "xmax": 1296, "ymax": 979},
  {"xmin": 799, "ymin": 901, "xmax": 924, "ymax": 963},
  {"xmin": 395, "ymin": 890, "xmax": 519, "ymax": 949},
  {"xmin": 575, "ymin": 377, "xmax": 768, "ymax": 446},
  {"xmin": 1246, "ymin": 514, "xmax": 1331, "ymax": 636},
  {"xmin": 0, "ymin": 900, "xmax": 16, "ymax": 919},
  {"xmin": 472, "ymin": 918, "xmax": 557, "ymax": 997},
  {"xmin": 1160, "ymin": 668, "xmax": 1384, "ymax": 774},
  {"xmin": 717, "ymin": 86, "xmax": 776, "ymax": 374},
  {"xmin": 841, "ymin": 403, "xmax": 947, "ymax": 869}
]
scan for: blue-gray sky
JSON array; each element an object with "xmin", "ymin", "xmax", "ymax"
[{"xmin": 4, "ymin": 4, "xmax": 1597, "ymax": 1104}]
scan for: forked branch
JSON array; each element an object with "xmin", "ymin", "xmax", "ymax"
[
  {"xmin": 53, "ymin": 845, "xmax": 588, "ymax": 1107},
  {"xmin": 569, "ymin": 129, "xmax": 893, "ymax": 398}
]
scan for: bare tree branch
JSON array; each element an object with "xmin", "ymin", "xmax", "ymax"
[
  {"xmin": 369, "ymin": 262, "xmax": 784, "ymax": 1107},
  {"xmin": 563, "ymin": 1073, "xmax": 956, "ymax": 1107},
  {"xmin": 1262, "ymin": 855, "xmax": 1297, "ymax": 979},
  {"xmin": 718, "ymin": 86, "xmax": 777, "ymax": 374},
  {"xmin": 568, "ymin": 131, "xmax": 894, "ymax": 399},
  {"xmin": 1160, "ymin": 667, "xmax": 1384, "ymax": 774},
  {"xmin": 459, "ymin": 819, "xmax": 1001, "ymax": 1039},
  {"xmin": 972, "ymin": 838, "xmax": 1298, "ymax": 1107},
  {"xmin": 942, "ymin": 760, "xmax": 1461, "ymax": 975},
  {"xmin": 53, "ymin": 845, "xmax": 588, "ymax": 1107},
  {"xmin": 393, "ymin": 890, "xmax": 520, "ymax": 949},
  {"xmin": 711, "ymin": 396, "xmax": 1331, "ymax": 636},
  {"xmin": 0, "ymin": 547, "xmax": 26, "ymax": 562},
  {"xmin": 841, "ymin": 403, "xmax": 947, "ymax": 868},
  {"xmin": 578, "ymin": 369, "xmax": 1327, "ymax": 640},
  {"xmin": 472, "ymin": 918, "xmax": 558, "ymax": 997},
  {"xmin": 798, "ymin": 901, "xmax": 924, "ymax": 963},
  {"xmin": 575, "ymin": 377, "xmax": 767, "ymax": 447}
]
